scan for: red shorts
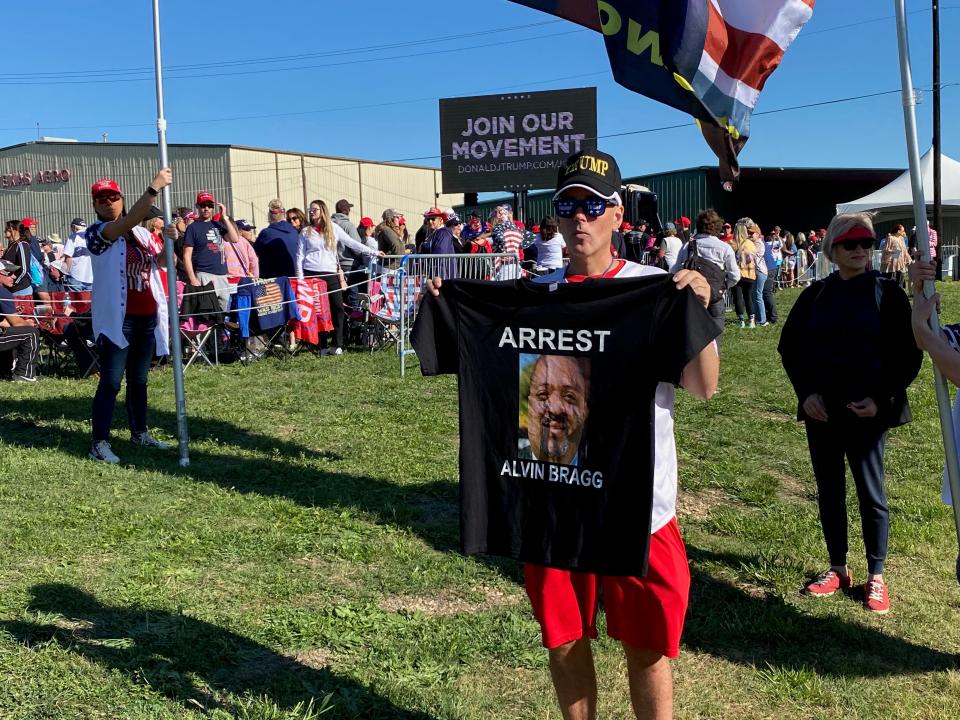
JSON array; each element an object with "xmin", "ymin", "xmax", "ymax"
[{"xmin": 523, "ymin": 517, "xmax": 690, "ymax": 658}]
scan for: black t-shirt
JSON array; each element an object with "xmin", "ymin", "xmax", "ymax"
[
  {"xmin": 411, "ymin": 275, "xmax": 719, "ymax": 575},
  {"xmin": 184, "ymin": 220, "xmax": 229, "ymax": 275}
]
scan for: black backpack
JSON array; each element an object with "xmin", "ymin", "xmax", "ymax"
[{"xmin": 682, "ymin": 239, "xmax": 727, "ymax": 304}]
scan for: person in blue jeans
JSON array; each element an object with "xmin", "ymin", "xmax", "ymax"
[
  {"xmin": 751, "ymin": 222, "xmax": 768, "ymax": 326},
  {"xmin": 86, "ymin": 168, "xmax": 175, "ymax": 464}
]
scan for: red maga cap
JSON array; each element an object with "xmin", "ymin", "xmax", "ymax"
[
  {"xmin": 91, "ymin": 179, "xmax": 122, "ymax": 198},
  {"xmin": 423, "ymin": 207, "xmax": 444, "ymax": 218},
  {"xmin": 20, "ymin": 217, "xmax": 38, "ymax": 227},
  {"xmin": 833, "ymin": 225, "xmax": 874, "ymax": 244},
  {"xmin": 196, "ymin": 191, "xmax": 215, "ymax": 205},
  {"xmin": 358, "ymin": 217, "xmax": 374, "ymax": 228}
]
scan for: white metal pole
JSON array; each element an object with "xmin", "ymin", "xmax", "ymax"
[
  {"xmin": 152, "ymin": 0, "xmax": 190, "ymax": 467},
  {"xmin": 894, "ymin": 0, "xmax": 960, "ymax": 581}
]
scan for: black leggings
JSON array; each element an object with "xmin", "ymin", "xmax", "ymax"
[
  {"xmin": 306, "ymin": 271, "xmax": 344, "ymax": 349},
  {"xmin": 731, "ymin": 278, "xmax": 756, "ymax": 319},
  {"xmin": 805, "ymin": 419, "xmax": 889, "ymax": 575}
]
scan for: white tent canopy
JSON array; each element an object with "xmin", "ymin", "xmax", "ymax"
[{"xmin": 837, "ymin": 149, "xmax": 960, "ymax": 221}]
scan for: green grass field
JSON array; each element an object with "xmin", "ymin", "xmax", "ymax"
[{"xmin": 2, "ymin": 284, "xmax": 960, "ymax": 719}]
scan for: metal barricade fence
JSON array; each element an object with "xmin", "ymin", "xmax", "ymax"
[{"xmin": 383, "ymin": 253, "xmax": 521, "ymax": 377}]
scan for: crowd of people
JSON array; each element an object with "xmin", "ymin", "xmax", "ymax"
[
  {"xmin": 1, "ymin": 149, "xmax": 958, "ymax": 720},
  {"xmin": 0, "ymin": 176, "xmax": 946, "ymax": 389}
]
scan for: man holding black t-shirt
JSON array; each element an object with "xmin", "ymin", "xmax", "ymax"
[
  {"xmin": 417, "ymin": 150, "xmax": 718, "ymax": 719},
  {"xmin": 182, "ymin": 190, "xmax": 239, "ymax": 311}
]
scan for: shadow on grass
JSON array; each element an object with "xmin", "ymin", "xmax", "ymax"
[
  {"xmin": 684, "ymin": 546, "xmax": 960, "ymax": 677},
  {"xmin": 8, "ymin": 398, "xmax": 952, "ymax": 679},
  {"xmin": 0, "ymin": 397, "xmax": 523, "ymax": 584},
  {"xmin": 1, "ymin": 583, "xmax": 434, "ymax": 719}
]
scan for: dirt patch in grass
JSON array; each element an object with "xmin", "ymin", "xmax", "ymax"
[
  {"xmin": 767, "ymin": 468, "xmax": 812, "ymax": 502},
  {"xmin": 677, "ymin": 488, "xmax": 733, "ymax": 521},
  {"xmin": 380, "ymin": 585, "xmax": 521, "ymax": 616},
  {"xmin": 287, "ymin": 647, "xmax": 334, "ymax": 670},
  {"xmin": 734, "ymin": 581, "xmax": 769, "ymax": 599},
  {"xmin": 755, "ymin": 409, "xmax": 793, "ymax": 423}
]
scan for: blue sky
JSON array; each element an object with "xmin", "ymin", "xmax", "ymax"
[{"xmin": 2, "ymin": 0, "xmax": 957, "ymax": 180}]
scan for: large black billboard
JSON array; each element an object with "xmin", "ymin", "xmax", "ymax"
[{"xmin": 439, "ymin": 87, "xmax": 597, "ymax": 194}]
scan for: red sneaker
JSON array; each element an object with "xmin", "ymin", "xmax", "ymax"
[
  {"xmin": 864, "ymin": 579, "xmax": 890, "ymax": 614},
  {"xmin": 802, "ymin": 569, "xmax": 853, "ymax": 597}
]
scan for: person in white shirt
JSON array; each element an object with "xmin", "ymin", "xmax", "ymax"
[
  {"xmin": 297, "ymin": 199, "xmax": 380, "ymax": 356},
  {"xmin": 533, "ymin": 216, "xmax": 565, "ymax": 271},
  {"xmin": 425, "ymin": 149, "xmax": 717, "ymax": 720},
  {"xmin": 658, "ymin": 223, "xmax": 683, "ymax": 270},
  {"xmin": 86, "ymin": 170, "xmax": 176, "ymax": 464}
]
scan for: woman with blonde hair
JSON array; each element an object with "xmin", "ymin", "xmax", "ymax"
[
  {"xmin": 297, "ymin": 199, "xmax": 379, "ymax": 355},
  {"xmin": 881, "ymin": 223, "xmax": 911, "ymax": 287},
  {"xmin": 730, "ymin": 218, "xmax": 758, "ymax": 328},
  {"xmin": 779, "ymin": 212, "xmax": 921, "ymax": 614}
]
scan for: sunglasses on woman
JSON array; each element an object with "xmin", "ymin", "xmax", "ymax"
[
  {"xmin": 553, "ymin": 197, "xmax": 613, "ymax": 219},
  {"xmin": 837, "ymin": 238, "xmax": 875, "ymax": 251}
]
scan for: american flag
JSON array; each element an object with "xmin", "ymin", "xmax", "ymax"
[
  {"xmin": 509, "ymin": 0, "xmax": 814, "ymax": 180},
  {"xmin": 254, "ymin": 280, "xmax": 282, "ymax": 308}
]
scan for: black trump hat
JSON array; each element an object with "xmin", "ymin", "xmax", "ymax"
[{"xmin": 553, "ymin": 149, "xmax": 622, "ymax": 204}]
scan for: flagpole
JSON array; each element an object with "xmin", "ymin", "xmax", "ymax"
[
  {"xmin": 894, "ymin": 0, "xmax": 960, "ymax": 582},
  {"xmin": 152, "ymin": 0, "xmax": 190, "ymax": 467}
]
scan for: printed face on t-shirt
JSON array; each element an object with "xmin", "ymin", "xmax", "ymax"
[{"xmin": 521, "ymin": 354, "xmax": 590, "ymax": 466}]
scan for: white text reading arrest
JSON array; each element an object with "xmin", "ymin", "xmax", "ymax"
[{"xmin": 498, "ymin": 327, "xmax": 611, "ymax": 353}]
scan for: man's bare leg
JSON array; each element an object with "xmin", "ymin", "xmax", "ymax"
[
  {"xmin": 623, "ymin": 643, "xmax": 672, "ymax": 720},
  {"xmin": 548, "ymin": 638, "xmax": 597, "ymax": 720}
]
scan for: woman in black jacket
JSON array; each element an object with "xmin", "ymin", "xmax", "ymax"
[{"xmin": 778, "ymin": 212, "xmax": 921, "ymax": 615}]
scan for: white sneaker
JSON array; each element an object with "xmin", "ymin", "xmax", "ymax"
[
  {"xmin": 331, "ymin": 347, "xmax": 344, "ymax": 356},
  {"xmin": 131, "ymin": 431, "xmax": 172, "ymax": 450},
  {"xmin": 89, "ymin": 440, "xmax": 120, "ymax": 464}
]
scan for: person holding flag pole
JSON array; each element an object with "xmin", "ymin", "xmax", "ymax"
[{"xmin": 892, "ymin": 0, "xmax": 960, "ymax": 584}]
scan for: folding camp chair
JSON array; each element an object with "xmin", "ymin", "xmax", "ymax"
[
  {"xmin": 178, "ymin": 281, "xmax": 223, "ymax": 368},
  {"xmin": 227, "ymin": 276, "xmax": 300, "ymax": 363},
  {"xmin": 35, "ymin": 292, "xmax": 98, "ymax": 377},
  {"xmin": 370, "ymin": 271, "xmax": 421, "ymax": 352}
]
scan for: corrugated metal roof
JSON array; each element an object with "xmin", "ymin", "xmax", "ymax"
[{"xmin": 0, "ymin": 140, "xmax": 441, "ymax": 172}]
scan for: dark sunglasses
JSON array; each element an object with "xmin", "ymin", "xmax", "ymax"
[
  {"xmin": 553, "ymin": 197, "xmax": 612, "ymax": 219},
  {"xmin": 198, "ymin": 203, "xmax": 214, "ymax": 209},
  {"xmin": 837, "ymin": 238, "xmax": 875, "ymax": 251}
]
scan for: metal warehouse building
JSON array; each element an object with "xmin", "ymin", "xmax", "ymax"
[
  {"xmin": 0, "ymin": 140, "xmax": 462, "ymax": 234},
  {"xmin": 457, "ymin": 164, "xmax": 951, "ymax": 240}
]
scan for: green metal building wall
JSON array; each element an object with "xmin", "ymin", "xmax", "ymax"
[
  {"xmin": 455, "ymin": 165, "xmax": 902, "ymax": 236},
  {"xmin": 455, "ymin": 167, "xmax": 715, "ymax": 226}
]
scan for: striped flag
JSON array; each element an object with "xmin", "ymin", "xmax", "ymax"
[
  {"xmin": 254, "ymin": 279, "xmax": 283, "ymax": 309},
  {"xmin": 510, "ymin": 0, "xmax": 815, "ymax": 183}
]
